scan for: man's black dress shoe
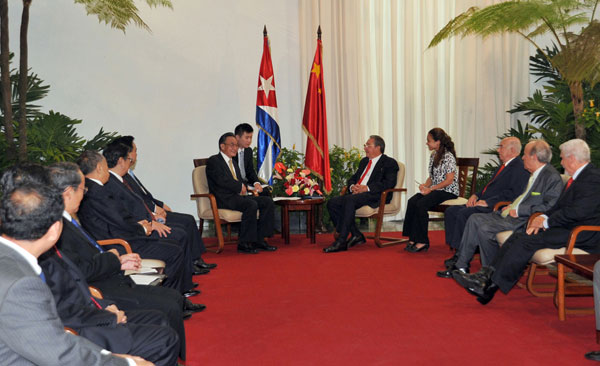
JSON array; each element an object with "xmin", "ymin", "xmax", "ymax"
[
  {"xmin": 254, "ymin": 240, "xmax": 277, "ymax": 251},
  {"xmin": 192, "ymin": 265, "xmax": 210, "ymax": 275},
  {"xmin": 237, "ymin": 242, "xmax": 259, "ymax": 254},
  {"xmin": 444, "ymin": 254, "xmax": 458, "ymax": 269},
  {"xmin": 182, "ymin": 311, "xmax": 193, "ymax": 320},
  {"xmin": 184, "ymin": 298, "xmax": 206, "ymax": 312},
  {"xmin": 452, "ymin": 270, "xmax": 488, "ymax": 293},
  {"xmin": 183, "ymin": 289, "xmax": 201, "ymax": 298},
  {"xmin": 585, "ymin": 351, "xmax": 600, "ymax": 361},
  {"xmin": 194, "ymin": 259, "xmax": 217, "ymax": 269},
  {"xmin": 347, "ymin": 233, "xmax": 366, "ymax": 248},
  {"xmin": 437, "ymin": 266, "xmax": 468, "ymax": 278},
  {"xmin": 192, "ymin": 282, "xmax": 199, "ymax": 288},
  {"xmin": 323, "ymin": 240, "xmax": 348, "ymax": 253},
  {"xmin": 475, "ymin": 283, "xmax": 499, "ymax": 305}
]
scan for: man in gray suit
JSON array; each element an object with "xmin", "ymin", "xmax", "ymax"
[
  {"xmin": 437, "ymin": 140, "xmax": 563, "ymax": 277},
  {"xmin": 0, "ymin": 182, "xmax": 152, "ymax": 366}
]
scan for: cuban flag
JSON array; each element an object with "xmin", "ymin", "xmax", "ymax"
[{"xmin": 256, "ymin": 26, "xmax": 281, "ymax": 184}]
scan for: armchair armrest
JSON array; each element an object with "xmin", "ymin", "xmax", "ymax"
[
  {"xmin": 378, "ymin": 187, "xmax": 407, "ymax": 208},
  {"xmin": 96, "ymin": 239, "xmax": 132, "ymax": 254},
  {"xmin": 88, "ymin": 286, "xmax": 103, "ymax": 299},
  {"xmin": 64, "ymin": 327, "xmax": 78, "ymax": 335},
  {"xmin": 565, "ymin": 225, "xmax": 600, "ymax": 253},
  {"xmin": 340, "ymin": 186, "xmax": 348, "ymax": 196},
  {"xmin": 493, "ymin": 201, "xmax": 511, "ymax": 212}
]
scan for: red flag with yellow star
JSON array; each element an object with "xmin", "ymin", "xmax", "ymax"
[{"xmin": 302, "ymin": 36, "xmax": 331, "ymax": 193}]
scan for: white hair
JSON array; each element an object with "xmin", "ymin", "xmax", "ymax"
[{"xmin": 559, "ymin": 139, "xmax": 590, "ymax": 162}]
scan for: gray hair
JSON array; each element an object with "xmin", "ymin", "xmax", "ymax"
[
  {"xmin": 47, "ymin": 162, "xmax": 82, "ymax": 191},
  {"xmin": 370, "ymin": 135, "xmax": 386, "ymax": 154},
  {"xmin": 527, "ymin": 139, "xmax": 552, "ymax": 164},
  {"xmin": 559, "ymin": 139, "xmax": 591, "ymax": 162},
  {"xmin": 504, "ymin": 136, "xmax": 522, "ymax": 155}
]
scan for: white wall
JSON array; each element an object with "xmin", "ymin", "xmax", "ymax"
[{"xmin": 9, "ymin": 0, "xmax": 303, "ymax": 215}]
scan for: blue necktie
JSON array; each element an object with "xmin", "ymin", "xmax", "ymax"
[
  {"xmin": 39, "ymin": 272, "xmax": 46, "ymax": 283},
  {"xmin": 71, "ymin": 219, "xmax": 105, "ymax": 253}
]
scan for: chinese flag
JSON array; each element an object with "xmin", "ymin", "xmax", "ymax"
[{"xmin": 302, "ymin": 36, "xmax": 331, "ymax": 193}]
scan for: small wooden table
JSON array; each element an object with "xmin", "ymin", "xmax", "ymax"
[
  {"xmin": 274, "ymin": 197, "xmax": 325, "ymax": 244},
  {"xmin": 555, "ymin": 254, "xmax": 600, "ymax": 338}
]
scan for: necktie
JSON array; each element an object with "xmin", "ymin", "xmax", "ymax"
[
  {"xmin": 357, "ymin": 160, "xmax": 373, "ymax": 185},
  {"xmin": 128, "ymin": 170, "xmax": 147, "ymax": 195},
  {"xmin": 122, "ymin": 179, "xmax": 156, "ymax": 220},
  {"xmin": 238, "ymin": 150, "xmax": 247, "ymax": 181},
  {"xmin": 482, "ymin": 164, "xmax": 505, "ymax": 194},
  {"xmin": 71, "ymin": 219, "xmax": 105, "ymax": 253},
  {"xmin": 501, "ymin": 174, "xmax": 535, "ymax": 218},
  {"xmin": 229, "ymin": 159, "xmax": 238, "ymax": 181},
  {"xmin": 39, "ymin": 272, "xmax": 46, "ymax": 283},
  {"xmin": 54, "ymin": 246, "xmax": 102, "ymax": 309},
  {"xmin": 565, "ymin": 177, "xmax": 574, "ymax": 191}
]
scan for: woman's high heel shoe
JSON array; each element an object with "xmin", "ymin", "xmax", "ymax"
[
  {"xmin": 407, "ymin": 243, "xmax": 429, "ymax": 253},
  {"xmin": 404, "ymin": 241, "xmax": 415, "ymax": 251}
]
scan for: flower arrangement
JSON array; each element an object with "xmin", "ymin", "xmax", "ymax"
[{"xmin": 273, "ymin": 162, "xmax": 322, "ymax": 197}]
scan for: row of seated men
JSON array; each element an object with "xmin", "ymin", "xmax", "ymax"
[
  {"xmin": 436, "ymin": 137, "xmax": 600, "ymax": 307},
  {"xmin": 0, "ymin": 135, "xmax": 221, "ymax": 365}
]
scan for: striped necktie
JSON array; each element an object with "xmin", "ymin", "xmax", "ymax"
[{"xmin": 71, "ymin": 219, "xmax": 105, "ymax": 253}]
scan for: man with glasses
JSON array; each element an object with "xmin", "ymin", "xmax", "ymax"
[
  {"xmin": 206, "ymin": 132, "xmax": 276, "ymax": 254},
  {"xmin": 324, "ymin": 135, "xmax": 399, "ymax": 253}
]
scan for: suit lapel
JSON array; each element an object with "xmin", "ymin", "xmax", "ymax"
[{"xmin": 366, "ymin": 155, "xmax": 386, "ymax": 185}]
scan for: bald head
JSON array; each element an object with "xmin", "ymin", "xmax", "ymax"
[{"xmin": 497, "ymin": 137, "xmax": 521, "ymax": 163}]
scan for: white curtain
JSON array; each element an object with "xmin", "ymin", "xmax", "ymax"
[{"xmin": 298, "ymin": 0, "xmax": 530, "ymax": 210}]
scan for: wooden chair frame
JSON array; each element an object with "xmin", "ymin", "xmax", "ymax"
[{"xmin": 429, "ymin": 157, "xmax": 479, "ymax": 221}]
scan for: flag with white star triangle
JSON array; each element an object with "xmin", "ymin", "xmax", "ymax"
[{"xmin": 256, "ymin": 28, "xmax": 281, "ymax": 184}]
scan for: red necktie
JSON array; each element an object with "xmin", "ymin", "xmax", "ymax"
[
  {"xmin": 482, "ymin": 164, "xmax": 505, "ymax": 194},
  {"xmin": 357, "ymin": 160, "xmax": 372, "ymax": 185},
  {"xmin": 565, "ymin": 177, "xmax": 574, "ymax": 190}
]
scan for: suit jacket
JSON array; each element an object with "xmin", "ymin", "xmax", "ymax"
[
  {"xmin": 79, "ymin": 178, "xmax": 147, "ymax": 241},
  {"xmin": 546, "ymin": 164, "xmax": 600, "ymax": 235},
  {"xmin": 105, "ymin": 174, "xmax": 153, "ymax": 222},
  {"xmin": 476, "ymin": 157, "xmax": 529, "ymax": 208},
  {"xmin": 124, "ymin": 171, "xmax": 164, "ymax": 210},
  {"xmin": 39, "ymin": 253, "xmax": 134, "ymax": 353},
  {"xmin": 508, "ymin": 164, "xmax": 563, "ymax": 229},
  {"xmin": 346, "ymin": 154, "xmax": 399, "ymax": 207},
  {"xmin": 56, "ymin": 218, "xmax": 134, "ymax": 288},
  {"xmin": 206, "ymin": 153, "xmax": 245, "ymax": 208},
  {"xmin": 0, "ymin": 243, "xmax": 127, "ymax": 366},
  {"xmin": 232, "ymin": 147, "xmax": 260, "ymax": 184}
]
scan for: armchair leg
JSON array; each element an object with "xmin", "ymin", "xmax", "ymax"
[{"xmin": 367, "ymin": 216, "xmax": 408, "ymax": 248}]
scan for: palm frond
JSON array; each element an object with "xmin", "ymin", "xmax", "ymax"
[{"xmin": 73, "ymin": 0, "xmax": 173, "ymax": 33}]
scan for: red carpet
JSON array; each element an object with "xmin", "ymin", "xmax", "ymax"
[{"xmin": 184, "ymin": 231, "xmax": 597, "ymax": 365}]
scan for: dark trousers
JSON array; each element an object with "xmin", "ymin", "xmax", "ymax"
[
  {"xmin": 491, "ymin": 228, "xmax": 600, "ymax": 294},
  {"xmin": 150, "ymin": 226, "xmax": 194, "ymax": 292},
  {"xmin": 444, "ymin": 205, "xmax": 492, "ymax": 249},
  {"xmin": 222, "ymin": 195, "xmax": 274, "ymax": 243},
  {"xmin": 166, "ymin": 211, "xmax": 206, "ymax": 259},
  {"xmin": 95, "ymin": 283, "xmax": 187, "ymax": 360},
  {"xmin": 327, "ymin": 193, "xmax": 377, "ymax": 241},
  {"xmin": 402, "ymin": 191, "xmax": 456, "ymax": 244}
]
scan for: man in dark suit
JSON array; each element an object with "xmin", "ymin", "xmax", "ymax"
[
  {"xmin": 233, "ymin": 123, "xmax": 270, "ymax": 196},
  {"xmin": 206, "ymin": 132, "xmax": 276, "ymax": 254},
  {"xmin": 437, "ymin": 140, "xmax": 563, "ymax": 277},
  {"xmin": 76, "ymin": 150, "xmax": 196, "ymax": 296},
  {"xmin": 443, "ymin": 137, "xmax": 529, "ymax": 266},
  {"xmin": 454, "ymin": 139, "xmax": 600, "ymax": 304},
  {"xmin": 110, "ymin": 136, "xmax": 216, "ymax": 271},
  {"xmin": 325, "ymin": 135, "xmax": 399, "ymax": 253},
  {"xmin": 48, "ymin": 162, "xmax": 205, "ymax": 360},
  {"xmin": 0, "ymin": 182, "xmax": 151, "ymax": 365}
]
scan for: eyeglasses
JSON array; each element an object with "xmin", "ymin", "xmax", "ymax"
[
  {"xmin": 127, "ymin": 157, "xmax": 134, "ymax": 162},
  {"xmin": 224, "ymin": 143, "xmax": 238, "ymax": 148},
  {"xmin": 68, "ymin": 185, "xmax": 88, "ymax": 194},
  {"xmin": 364, "ymin": 144, "xmax": 375, "ymax": 148}
]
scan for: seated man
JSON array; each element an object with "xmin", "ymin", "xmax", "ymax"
[
  {"xmin": 325, "ymin": 135, "xmax": 399, "ymax": 253},
  {"xmin": 585, "ymin": 260, "xmax": 600, "ymax": 362},
  {"xmin": 206, "ymin": 132, "xmax": 276, "ymax": 254},
  {"xmin": 0, "ymin": 182, "xmax": 152, "ymax": 366},
  {"xmin": 48, "ymin": 162, "xmax": 204, "ymax": 360},
  {"xmin": 76, "ymin": 150, "xmax": 196, "ymax": 296},
  {"xmin": 454, "ymin": 139, "xmax": 600, "ymax": 305},
  {"xmin": 436, "ymin": 140, "xmax": 562, "ymax": 277},
  {"xmin": 111, "ymin": 135, "xmax": 216, "ymax": 271},
  {"xmin": 233, "ymin": 123, "xmax": 270, "ymax": 196},
  {"xmin": 443, "ymin": 137, "xmax": 528, "ymax": 265},
  {"xmin": 103, "ymin": 142, "xmax": 207, "ymax": 277}
]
